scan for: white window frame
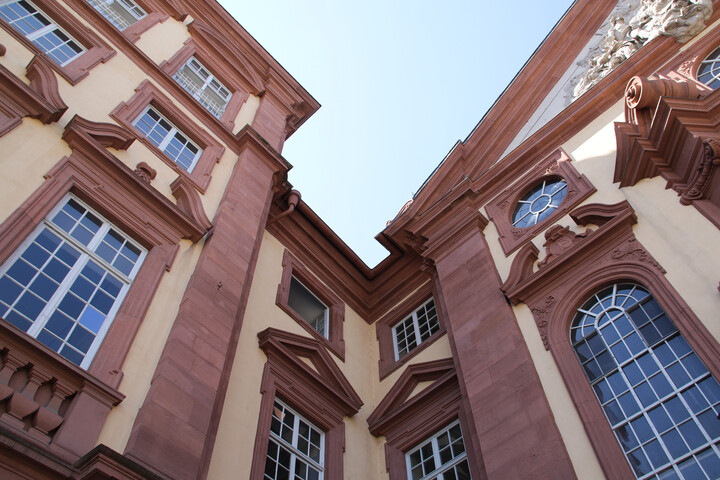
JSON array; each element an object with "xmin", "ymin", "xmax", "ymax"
[
  {"xmin": 392, "ymin": 297, "xmax": 439, "ymax": 360},
  {"xmin": 85, "ymin": 0, "xmax": 146, "ymax": 31},
  {"xmin": 0, "ymin": 0, "xmax": 86, "ymax": 66},
  {"xmin": 173, "ymin": 56, "xmax": 232, "ymax": 118},
  {"xmin": 405, "ymin": 420, "xmax": 470, "ymax": 480},
  {"xmin": 265, "ymin": 399, "xmax": 325, "ymax": 480},
  {"xmin": 132, "ymin": 105, "xmax": 203, "ymax": 173},
  {"xmin": 0, "ymin": 194, "xmax": 146, "ymax": 369}
]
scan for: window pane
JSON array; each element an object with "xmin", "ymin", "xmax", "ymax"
[
  {"xmin": 265, "ymin": 400, "xmax": 324, "ymax": 480},
  {"xmin": 571, "ymin": 283, "xmax": 720, "ymax": 478},
  {"xmin": 0, "ymin": 197, "xmax": 144, "ymax": 367},
  {"xmin": 86, "ymin": 0, "xmax": 146, "ymax": 30},
  {"xmin": 405, "ymin": 421, "xmax": 470, "ymax": 480},
  {"xmin": 0, "ymin": 0, "xmax": 85, "ymax": 66}
]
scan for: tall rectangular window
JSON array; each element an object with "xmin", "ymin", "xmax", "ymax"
[
  {"xmin": 0, "ymin": 195, "xmax": 145, "ymax": 368},
  {"xmin": 173, "ymin": 56, "xmax": 232, "ymax": 118},
  {"xmin": 393, "ymin": 298, "xmax": 439, "ymax": 360},
  {"xmin": 265, "ymin": 400, "xmax": 324, "ymax": 480},
  {"xmin": 133, "ymin": 105, "xmax": 202, "ymax": 172},
  {"xmin": 86, "ymin": 0, "xmax": 146, "ymax": 31},
  {"xmin": 0, "ymin": 0, "xmax": 85, "ymax": 66},
  {"xmin": 406, "ymin": 421, "xmax": 471, "ymax": 480}
]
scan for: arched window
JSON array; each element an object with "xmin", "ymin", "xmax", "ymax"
[
  {"xmin": 697, "ymin": 46, "xmax": 720, "ymax": 90},
  {"xmin": 571, "ymin": 283, "xmax": 720, "ymax": 479}
]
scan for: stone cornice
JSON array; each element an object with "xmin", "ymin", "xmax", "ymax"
[{"xmin": 62, "ymin": 115, "xmax": 207, "ymax": 243}]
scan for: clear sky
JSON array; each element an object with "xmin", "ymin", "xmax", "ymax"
[{"xmin": 220, "ymin": 0, "xmax": 577, "ymax": 266}]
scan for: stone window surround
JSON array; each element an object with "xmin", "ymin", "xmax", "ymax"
[
  {"xmin": 250, "ymin": 328, "xmax": 362, "ymax": 480},
  {"xmin": 0, "ymin": 0, "xmax": 114, "ymax": 85},
  {"xmin": 501, "ymin": 200, "xmax": 720, "ymax": 479},
  {"xmin": 111, "ymin": 80, "xmax": 225, "ymax": 193},
  {"xmin": 367, "ymin": 359, "xmax": 485, "ymax": 480},
  {"xmin": 160, "ymin": 39, "xmax": 249, "ymax": 131},
  {"xmin": 376, "ymin": 281, "xmax": 446, "ymax": 380},
  {"xmin": 485, "ymin": 148, "xmax": 596, "ymax": 256},
  {"xmin": 0, "ymin": 114, "xmax": 207, "ymax": 389},
  {"xmin": 275, "ymin": 249, "xmax": 345, "ymax": 361}
]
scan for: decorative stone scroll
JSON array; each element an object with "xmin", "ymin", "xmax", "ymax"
[
  {"xmin": 573, "ymin": 0, "xmax": 713, "ymax": 98},
  {"xmin": 680, "ymin": 138, "xmax": 720, "ymax": 205}
]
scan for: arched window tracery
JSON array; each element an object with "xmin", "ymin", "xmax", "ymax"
[{"xmin": 572, "ymin": 283, "xmax": 720, "ymax": 479}]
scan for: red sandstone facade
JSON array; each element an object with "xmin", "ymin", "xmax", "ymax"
[{"xmin": 0, "ymin": 1, "xmax": 719, "ymax": 479}]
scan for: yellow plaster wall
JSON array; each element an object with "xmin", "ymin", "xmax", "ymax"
[
  {"xmin": 485, "ymin": 95, "xmax": 720, "ymax": 478},
  {"xmin": 0, "ymin": 120, "xmax": 71, "ymax": 224},
  {"xmin": 97, "ymin": 238, "xmax": 204, "ymax": 450},
  {"xmin": 0, "ymin": 28, "xmax": 35, "ymax": 78},
  {"xmin": 135, "ymin": 18, "xmax": 191, "ymax": 66},
  {"xmin": 207, "ymin": 232, "xmax": 386, "ymax": 479},
  {"xmin": 234, "ymin": 94, "xmax": 261, "ymax": 134},
  {"xmin": 0, "ymin": 12, "xmax": 246, "ymax": 454},
  {"xmin": 564, "ymin": 101, "xmax": 720, "ymax": 340}
]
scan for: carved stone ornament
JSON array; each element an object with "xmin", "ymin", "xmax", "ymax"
[
  {"xmin": 530, "ymin": 296, "xmax": 556, "ymax": 350},
  {"xmin": 133, "ymin": 162, "xmax": 157, "ymax": 184},
  {"xmin": 610, "ymin": 237, "xmax": 666, "ymax": 272},
  {"xmin": 573, "ymin": 0, "xmax": 712, "ymax": 99},
  {"xmin": 680, "ymin": 138, "xmax": 720, "ymax": 205},
  {"xmin": 537, "ymin": 225, "xmax": 591, "ymax": 269}
]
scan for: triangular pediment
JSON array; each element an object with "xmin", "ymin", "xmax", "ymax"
[
  {"xmin": 257, "ymin": 328, "xmax": 362, "ymax": 416},
  {"xmin": 367, "ymin": 358, "xmax": 456, "ymax": 436}
]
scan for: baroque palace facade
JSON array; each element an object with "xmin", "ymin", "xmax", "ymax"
[{"xmin": 0, "ymin": 0, "xmax": 720, "ymax": 479}]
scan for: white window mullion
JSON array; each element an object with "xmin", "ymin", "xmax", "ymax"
[
  {"xmin": 0, "ymin": 195, "xmax": 145, "ymax": 367},
  {"xmin": 412, "ymin": 312, "xmax": 423, "ymax": 351},
  {"xmin": 24, "ymin": 252, "xmax": 89, "ymax": 338},
  {"xmin": 25, "ymin": 23, "xmax": 56, "ymax": 41}
]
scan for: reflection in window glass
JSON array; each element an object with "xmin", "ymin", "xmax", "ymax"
[
  {"xmin": 0, "ymin": 195, "xmax": 145, "ymax": 368},
  {"xmin": 572, "ymin": 283, "xmax": 720, "ymax": 479},
  {"xmin": 86, "ymin": 0, "xmax": 146, "ymax": 31},
  {"xmin": 0, "ymin": 0, "xmax": 85, "ymax": 66},
  {"xmin": 392, "ymin": 298, "xmax": 440, "ymax": 360},
  {"xmin": 174, "ymin": 56, "xmax": 232, "ymax": 118},
  {"xmin": 697, "ymin": 46, "xmax": 720, "ymax": 90},
  {"xmin": 406, "ymin": 421, "xmax": 471, "ymax": 480},
  {"xmin": 265, "ymin": 400, "xmax": 324, "ymax": 480},
  {"xmin": 512, "ymin": 178, "xmax": 567, "ymax": 228},
  {"xmin": 133, "ymin": 106, "xmax": 202, "ymax": 172}
]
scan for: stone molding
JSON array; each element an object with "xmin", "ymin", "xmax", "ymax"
[
  {"xmin": 0, "ymin": 0, "xmax": 114, "ymax": 85},
  {"xmin": 0, "ymin": 323, "xmax": 124, "ymax": 463},
  {"xmin": 375, "ymin": 281, "xmax": 446, "ymax": 380},
  {"xmin": 0, "ymin": 114, "xmax": 206, "ymax": 392},
  {"xmin": 0, "ymin": 55, "xmax": 67, "ymax": 136},
  {"xmin": 159, "ymin": 36, "xmax": 251, "ymax": 131},
  {"xmin": 60, "ymin": 0, "xmax": 319, "ymax": 145},
  {"xmin": 500, "ymin": 199, "xmax": 720, "ymax": 478},
  {"xmin": 111, "ymin": 80, "xmax": 226, "ymax": 193},
  {"xmin": 615, "ymin": 74, "xmax": 720, "ymax": 228},
  {"xmin": 249, "ymin": 328, "xmax": 362, "ymax": 480},
  {"xmin": 485, "ymin": 148, "xmax": 596, "ymax": 255},
  {"xmin": 275, "ymin": 250, "xmax": 346, "ymax": 360},
  {"xmin": 367, "ymin": 358, "xmax": 486, "ymax": 480}
]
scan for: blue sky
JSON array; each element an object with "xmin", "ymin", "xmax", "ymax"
[{"xmin": 222, "ymin": 0, "xmax": 576, "ymax": 266}]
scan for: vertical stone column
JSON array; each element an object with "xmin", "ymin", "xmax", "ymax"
[
  {"xmin": 416, "ymin": 194, "xmax": 576, "ymax": 479},
  {"xmin": 124, "ymin": 130, "xmax": 289, "ymax": 480}
]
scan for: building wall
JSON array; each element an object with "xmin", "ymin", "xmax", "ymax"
[{"xmin": 1, "ymin": 1, "xmax": 720, "ymax": 479}]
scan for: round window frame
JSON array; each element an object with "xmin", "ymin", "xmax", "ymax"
[
  {"xmin": 696, "ymin": 45, "xmax": 720, "ymax": 90},
  {"xmin": 511, "ymin": 176, "xmax": 568, "ymax": 229}
]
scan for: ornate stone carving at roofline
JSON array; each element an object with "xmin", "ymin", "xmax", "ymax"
[{"xmin": 572, "ymin": 0, "xmax": 712, "ymax": 99}]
